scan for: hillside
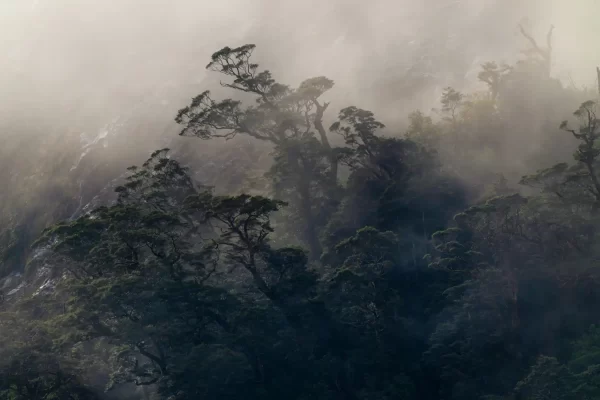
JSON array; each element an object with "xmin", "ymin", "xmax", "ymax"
[{"xmin": 2, "ymin": 1, "xmax": 600, "ymax": 399}]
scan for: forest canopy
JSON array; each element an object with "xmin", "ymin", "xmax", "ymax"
[{"xmin": 2, "ymin": 22, "xmax": 600, "ymax": 400}]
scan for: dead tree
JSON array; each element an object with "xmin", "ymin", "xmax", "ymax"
[{"xmin": 518, "ymin": 24, "xmax": 554, "ymax": 77}]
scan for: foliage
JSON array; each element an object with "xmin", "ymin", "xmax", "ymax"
[{"xmin": 4, "ymin": 37, "xmax": 600, "ymax": 400}]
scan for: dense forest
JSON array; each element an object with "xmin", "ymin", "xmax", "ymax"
[{"xmin": 3, "ymin": 16, "xmax": 600, "ymax": 400}]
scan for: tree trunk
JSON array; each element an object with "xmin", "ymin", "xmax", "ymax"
[
  {"xmin": 286, "ymin": 146, "xmax": 323, "ymax": 260},
  {"xmin": 298, "ymin": 178, "xmax": 323, "ymax": 260},
  {"xmin": 314, "ymin": 101, "xmax": 338, "ymax": 184}
]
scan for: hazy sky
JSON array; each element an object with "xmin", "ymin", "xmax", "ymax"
[
  {"xmin": 0, "ymin": 0, "xmax": 598, "ymax": 228},
  {"xmin": 0, "ymin": 0, "xmax": 598, "ymax": 127}
]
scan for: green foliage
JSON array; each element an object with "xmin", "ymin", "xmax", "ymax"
[
  {"xmin": 439, "ymin": 87, "xmax": 464, "ymax": 123},
  {"xmin": 5, "ymin": 37, "xmax": 600, "ymax": 400},
  {"xmin": 514, "ymin": 356, "xmax": 573, "ymax": 400},
  {"xmin": 177, "ymin": 44, "xmax": 344, "ymax": 259},
  {"xmin": 0, "ymin": 310, "xmax": 99, "ymax": 399}
]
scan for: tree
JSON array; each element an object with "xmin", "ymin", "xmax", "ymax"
[
  {"xmin": 0, "ymin": 311, "xmax": 98, "ymax": 400},
  {"xmin": 31, "ymin": 149, "xmax": 358, "ymax": 399},
  {"xmin": 424, "ymin": 107, "xmax": 600, "ymax": 398},
  {"xmin": 518, "ymin": 23, "xmax": 554, "ymax": 78},
  {"xmin": 478, "ymin": 62, "xmax": 511, "ymax": 102},
  {"xmin": 324, "ymin": 106, "xmax": 465, "ymax": 256},
  {"xmin": 559, "ymin": 101, "xmax": 600, "ymax": 208},
  {"xmin": 32, "ymin": 150, "xmax": 246, "ymax": 398},
  {"xmin": 513, "ymin": 356, "xmax": 573, "ymax": 400},
  {"xmin": 175, "ymin": 45, "xmax": 341, "ymax": 258}
]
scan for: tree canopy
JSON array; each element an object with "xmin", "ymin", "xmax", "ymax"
[{"xmin": 3, "ymin": 29, "xmax": 600, "ymax": 400}]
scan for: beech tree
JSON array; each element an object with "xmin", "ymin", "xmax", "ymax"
[{"xmin": 176, "ymin": 45, "xmax": 341, "ymax": 258}]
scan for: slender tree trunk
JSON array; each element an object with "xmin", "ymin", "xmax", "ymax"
[
  {"xmin": 298, "ymin": 177, "xmax": 323, "ymax": 259},
  {"xmin": 314, "ymin": 101, "xmax": 338, "ymax": 184},
  {"xmin": 286, "ymin": 146, "xmax": 323, "ymax": 260}
]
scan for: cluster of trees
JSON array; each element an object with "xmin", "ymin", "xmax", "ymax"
[{"xmin": 3, "ymin": 26, "xmax": 600, "ymax": 399}]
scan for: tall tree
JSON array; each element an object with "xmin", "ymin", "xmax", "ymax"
[{"xmin": 175, "ymin": 45, "xmax": 341, "ymax": 258}]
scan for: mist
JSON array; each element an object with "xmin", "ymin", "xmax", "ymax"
[
  {"xmin": 2, "ymin": 0, "xmax": 597, "ymax": 123},
  {"xmin": 0, "ymin": 0, "xmax": 598, "ymax": 258},
  {"xmin": 4, "ymin": 1, "xmax": 600, "ymax": 399},
  {"xmin": 0, "ymin": 0, "xmax": 596, "ymax": 274}
]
